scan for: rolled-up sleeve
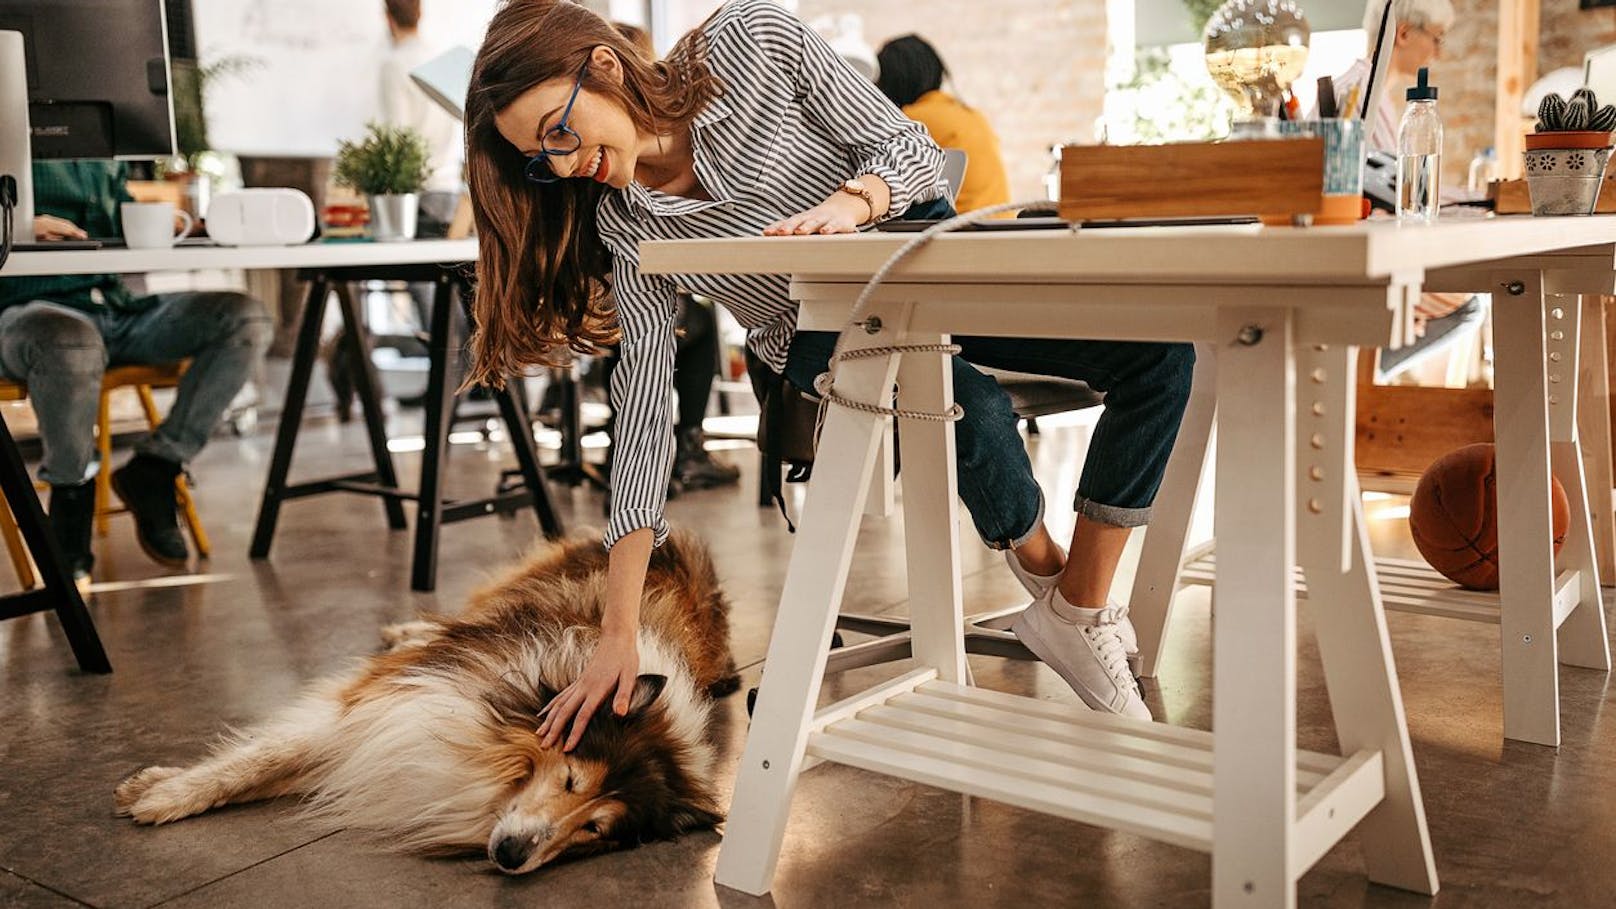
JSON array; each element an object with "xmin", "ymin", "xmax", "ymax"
[
  {"xmin": 602, "ymin": 257, "xmax": 680, "ymax": 550},
  {"xmin": 741, "ymin": 0, "xmax": 946, "ymax": 216}
]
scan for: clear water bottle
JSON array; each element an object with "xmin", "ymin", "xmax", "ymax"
[{"xmin": 1397, "ymin": 67, "xmax": 1442, "ymax": 223}]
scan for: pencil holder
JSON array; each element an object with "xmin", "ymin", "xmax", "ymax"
[{"xmin": 1279, "ymin": 118, "xmax": 1365, "ymax": 224}]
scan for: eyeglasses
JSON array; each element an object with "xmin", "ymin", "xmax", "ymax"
[
  {"xmin": 523, "ymin": 58, "xmax": 590, "ymax": 184},
  {"xmin": 1416, "ymin": 26, "xmax": 1445, "ymax": 50}
]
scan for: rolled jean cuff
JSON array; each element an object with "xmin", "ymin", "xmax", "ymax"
[
  {"xmin": 1074, "ymin": 494, "xmax": 1151, "ymax": 528},
  {"xmin": 983, "ymin": 490, "xmax": 1046, "ymax": 551}
]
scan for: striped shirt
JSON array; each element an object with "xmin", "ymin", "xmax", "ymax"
[{"xmin": 595, "ymin": 0, "xmax": 947, "ymax": 550}]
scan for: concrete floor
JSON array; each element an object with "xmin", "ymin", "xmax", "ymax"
[{"xmin": 2, "ymin": 410, "xmax": 1614, "ymax": 908}]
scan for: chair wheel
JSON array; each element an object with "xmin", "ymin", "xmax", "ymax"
[{"xmin": 745, "ymin": 687, "xmax": 758, "ymax": 717}]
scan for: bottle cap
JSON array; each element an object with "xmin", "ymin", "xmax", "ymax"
[{"xmin": 1407, "ymin": 67, "xmax": 1438, "ymax": 101}]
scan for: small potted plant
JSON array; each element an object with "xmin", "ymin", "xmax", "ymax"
[
  {"xmin": 1524, "ymin": 88, "xmax": 1616, "ymax": 216},
  {"xmin": 333, "ymin": 122, "xmax": 432, "ymax": 241}
]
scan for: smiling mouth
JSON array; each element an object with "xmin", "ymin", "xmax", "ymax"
[{"xmin": 579, "ymin": 148, "xmax": 605, "ymax": 181}]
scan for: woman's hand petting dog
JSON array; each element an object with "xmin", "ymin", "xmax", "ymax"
[{"xmin": 538, "ymin": 629, "xmax": 641, "ymax": 752}]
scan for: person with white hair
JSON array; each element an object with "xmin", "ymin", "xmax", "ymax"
[{"xmin": 1324, "ymin": 0, "xmax": 1456, "ymax": 153}]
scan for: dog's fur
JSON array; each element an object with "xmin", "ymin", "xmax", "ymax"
[{"xmin": 114, "ymin": 531, "xmax": 740, "ymax": 874}]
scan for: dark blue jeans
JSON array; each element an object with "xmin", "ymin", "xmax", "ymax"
[{"xmin": 785, "ymin": 332, "xmax": 1194, "ymax": 547}]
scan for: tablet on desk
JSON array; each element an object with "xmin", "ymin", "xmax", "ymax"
[
  {"xmin": 13, "ymin": 239, "xmax": 102, "ymax": 251},
  {"xmin": 874, "ymin": 216, "xmax": 1072, "ymax": 233}
]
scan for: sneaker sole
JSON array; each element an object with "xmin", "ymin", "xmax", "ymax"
[
  {"xmin": 1011, "ymin": 613, "xmax": 1136, "ymax": 716},
  {"xmin": 110, "ymin": 473, "xmax": 189, "ymax": 569}
]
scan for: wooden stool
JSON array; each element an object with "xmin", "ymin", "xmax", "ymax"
[
  {"xmin": 95, "ymin": 363, "xmax": 211, "ymax": 558},
  {"xmin": 0, "ymin": 361, "xmax": 210, "ymax": 591},
  {"xmin": 0, "ymin": 381, "xmax": 34, "ymax": 588}
]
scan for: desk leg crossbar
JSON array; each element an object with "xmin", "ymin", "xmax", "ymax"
[
  {"xmin": 715, "ymin": 304, "xmax": 1436, "ymax": 907},
  {"xmin": 250, "ymin": 270, "xmax": 562, "ymax": 591}
]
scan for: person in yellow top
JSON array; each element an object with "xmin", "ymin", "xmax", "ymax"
[{"xmin": 876, "ymin": 35, "xmax": 1010, "ymax": 214}]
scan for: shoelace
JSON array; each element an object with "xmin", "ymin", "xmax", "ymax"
[{"xmin": 1079, "ymin": 623, "xmax": 1134, "ymax": 686}]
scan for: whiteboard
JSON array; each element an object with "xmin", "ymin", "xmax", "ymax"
[{"xmin": 193, "ymin": 0, "xmax": 500, "ymax": 157}]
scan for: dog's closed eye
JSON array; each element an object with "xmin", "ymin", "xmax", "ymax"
[
  {"xmin": 564, "ymin": 772, "xmax": 574, "ymax": 793},
  {"xmin": 581, "ymin": 820, "xmax": 600, "ymax": 835}
]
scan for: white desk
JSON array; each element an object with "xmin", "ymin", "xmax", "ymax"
[
  {"xmin": 1, "ymin": 237, "xmax": 560, "ymax": 593},
  {"xmin": 1, "ymin": 238, "xmax": 479, "ymax": 277},
  {"xmin": 641, "ymin": 217, "xmax": 1616, "ymax": 907}
]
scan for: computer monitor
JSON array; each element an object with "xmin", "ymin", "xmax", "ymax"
[
  {"xmin": 1586, "ymin": 44, "xmax": 1616, "ymax": 109},
  {"xmin": 0, "ymin": 0, "xmax": 176, "ymax": 159}
]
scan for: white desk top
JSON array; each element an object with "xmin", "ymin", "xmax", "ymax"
[
  {"xmin": 0, "ymin": 238, "xmax": 480, "ymax": 278},
  {"xmin": 639, "ymin": 216, "xmax": 1616, "ymax": 285}
]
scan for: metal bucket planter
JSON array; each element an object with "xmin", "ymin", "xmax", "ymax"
[
  {"xmin": 1524, "ymin": 131, "xmax": 1614, "ymax": 216},
  {"xmin": 368, "ymin": 193, "xmax": 420, "ymax": 241}
]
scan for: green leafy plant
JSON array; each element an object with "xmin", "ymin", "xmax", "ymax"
[
  {"xmin": 333, "ymin": 123, "xmax": 432, "ymax": 196},
  {"xmin": 1107, "ymin": 47, "xmax": 1232, "ymax": 144},
  {"xmin": 1537, "ymin": 89, "xmax": 1616, "ymax": 133},
  {"xmin": 1184, "ymin": 0, "xmax": 1226, "ymax": 35}
]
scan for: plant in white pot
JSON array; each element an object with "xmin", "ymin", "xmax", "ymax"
[
  {"xmin": 1524, "ymin": 89, "xmax": 1616, "ymax": 216},
  {"xmin": 334, "ymin": 123, "xmax": 432, "ymax": 241}
]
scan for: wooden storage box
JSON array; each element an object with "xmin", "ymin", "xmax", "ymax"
[{"xmin": 1059, "ymin": 138, "xmax": 1325, "ymax": 222}]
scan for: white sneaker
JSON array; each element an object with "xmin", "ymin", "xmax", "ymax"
[
  {"xmin": 1010, "ymin": 588, "xmax": 1152, "ymax": 720},
  {"xmin": 1004, "ymin": 547, "xmax": 1141, "ymax": 676}
]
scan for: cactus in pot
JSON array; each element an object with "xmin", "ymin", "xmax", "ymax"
[{"xmin": 1523, "ymin": 89, "xmax": 1616, "ymax": 215}]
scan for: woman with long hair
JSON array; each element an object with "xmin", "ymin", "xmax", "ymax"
[{"xmin": 464, "ymin": 0, "xmax": 1194, "ymax": 748}]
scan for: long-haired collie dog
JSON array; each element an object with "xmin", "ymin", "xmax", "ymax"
[{"xmin": 114, "ymin": 531, "xmax": 740, "ymax": 874}]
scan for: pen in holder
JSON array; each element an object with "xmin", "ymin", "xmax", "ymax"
[{"xmin": 1278, "ymin": 118, "xmax": 1365, "ymax": 225}]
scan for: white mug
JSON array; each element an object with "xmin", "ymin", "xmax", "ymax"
[{"xmin": 121, "ymin": 202, "xmax": 194, "ymax": 249}]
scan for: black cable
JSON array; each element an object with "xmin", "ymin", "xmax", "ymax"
[{"xmin": 0, "ymin": 173, "xmax": 16, "ymax": 271}]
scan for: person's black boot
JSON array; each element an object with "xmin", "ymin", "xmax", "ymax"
[
  {"xmin": 48, "ymin": 481, "xmax": 96, "ymax": 582},
  {"xmin": 110, "ymin": 454, "xmax": 189, "ymax": 568},
  {"xmin": 673, "ymin": 427, "xmax": 740, "ymax": 491}
]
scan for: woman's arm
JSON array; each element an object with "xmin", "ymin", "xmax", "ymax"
[
  {"xmin": 538, "ymin": 527, "xmax": 653, "ymax": 750},
  {"xmin": 537, "ymin": 255, "xmax": 681, "ymax": 750},
  {"xmin": 737, "ymin": 0, "xmax": 945, "ymax": 219}
]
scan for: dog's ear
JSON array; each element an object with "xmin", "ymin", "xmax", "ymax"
[
  {"xmin": 624, "ymin": 674, "xmax": 667, "ymax": 717},
  {"xmin": 670, "ymin": 799, "xmax": 724, "ymax": 832}
]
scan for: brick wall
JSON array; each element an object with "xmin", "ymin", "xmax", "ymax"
[{"xmin": 797, "ymin": 0, "xmax": 1109, "ymax": 202}]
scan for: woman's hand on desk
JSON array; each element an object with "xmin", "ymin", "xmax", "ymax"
[
  {"xmin": 763, "ymin": 192, "xmax": 870, "ymax": 236},
  {"xmin": 33, "ymin": 215, "xmax": 87, "ymax": 241}
]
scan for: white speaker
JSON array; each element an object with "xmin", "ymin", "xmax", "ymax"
[{"xmin": 206, "ymin": 189, "xmax": 316, "ymax": 247}]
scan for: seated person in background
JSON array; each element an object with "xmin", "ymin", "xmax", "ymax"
[
  {"xmin": 1325, "ymin": 0, "xmax": 1452, "ymax": 157},
  {"xmin": 876, "ymin": 34, "xmax": 1010, "ymax": 214},
  {"xmin": 1319, "ymin": 0, "xmax": 1472, "ymax": 350},
  {"xmin": 0, "ymin": 161, "xmax": 272, "ymax": 581}
]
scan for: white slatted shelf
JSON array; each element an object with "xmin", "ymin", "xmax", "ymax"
[
  {"xmin": 1179, "ymin": 551, "xmax": 1580, "ymax": 625},
  {"xmin": 806, "ymin": 675, "xmax": 1384, "ymax": 858}
]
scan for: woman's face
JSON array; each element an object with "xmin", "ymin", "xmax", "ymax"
[
  {"xmin": 1393, "ymin": 20, "xmax": 1445, "ymax": 74},
  {"xmin": 495, "ymin": 47, "xmax": 644, "ymax": 190}
]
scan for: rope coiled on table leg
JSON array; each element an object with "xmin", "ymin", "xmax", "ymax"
[{"xmin": 809, "ymin": 199, "xmax": 1064, "ymax": 441}]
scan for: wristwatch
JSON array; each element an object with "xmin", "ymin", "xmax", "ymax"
[{"xmin": 838, "ymin": 178, "xmax": 876, "ymax": 224}]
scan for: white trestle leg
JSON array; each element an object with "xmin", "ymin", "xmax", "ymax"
[
  {"xmin": 713, "ymin": 306, "xmax": 909, "ymax": 895},
  {"xmin": 1492, "ymin": 272, "xmax": 1569, "ymax": 746},
  {"xmin": 1211, "ymin": 307, "xmax": 1300, "ymax": 907},
  {"xmin": 1295, "ymin": 345, "xmax": 1438, "ymax": 894},
  {"xmin": 1547, "ymin": 295, "xmax": 1611, "ymax": 672},
  {"xmin": 1130, "ymin": 342, "xmax": 1217, "ymax": 679}
]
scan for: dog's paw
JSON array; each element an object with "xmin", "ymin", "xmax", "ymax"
[
  {"xmin": 380, "ymin": 621, "xmax": 441, "ymax": 651},
  {"xmin": 119, "ymin": 771, "xmax": 218, "ymax": 825},
  {"xmin": 114, "ymin": 766, "xmax": 183, "ymax": 817}
]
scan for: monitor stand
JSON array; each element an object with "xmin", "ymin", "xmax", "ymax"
[{"xmin": 0, "ymin": 31, "xmax": 35, "ymax": 244}]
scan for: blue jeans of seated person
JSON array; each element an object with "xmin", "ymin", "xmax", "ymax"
[
  {"xmin": 784, "ymin": 333, "xmax": 1195, "ymax": 547},
  {"xmin": 780, "ymin": 198, "xmax": 1195, "ymax": 547},
  {"xmin": 0, "ymin": 293, "xmax": 272, "ymax": 486}
]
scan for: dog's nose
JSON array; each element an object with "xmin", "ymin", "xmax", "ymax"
[{"xmin": 492, "ymin": 836, "xmax": 531, "ymax": 871}]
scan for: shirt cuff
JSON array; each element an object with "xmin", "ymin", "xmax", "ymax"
[
  {"xmin": 857, "ymin": 161, "xmax": 912, "ymax": 220},
  {"xmin": 603, "ymin": 509, "xmax": 671, "ymax": 550}
]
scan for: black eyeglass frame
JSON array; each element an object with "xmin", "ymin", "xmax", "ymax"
[{"xmin": 523, "ymin": 58, "xmax": 591, "ymax": 184}]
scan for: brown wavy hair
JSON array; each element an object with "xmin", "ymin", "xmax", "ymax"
[{"xmin": 463, "ymin": 0, "xmax": 722, "ymax": 387}]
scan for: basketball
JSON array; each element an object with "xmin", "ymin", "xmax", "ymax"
[{"xmin": 1408, "ymin": 443, "xmax": 1570, "ymax": 591}]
